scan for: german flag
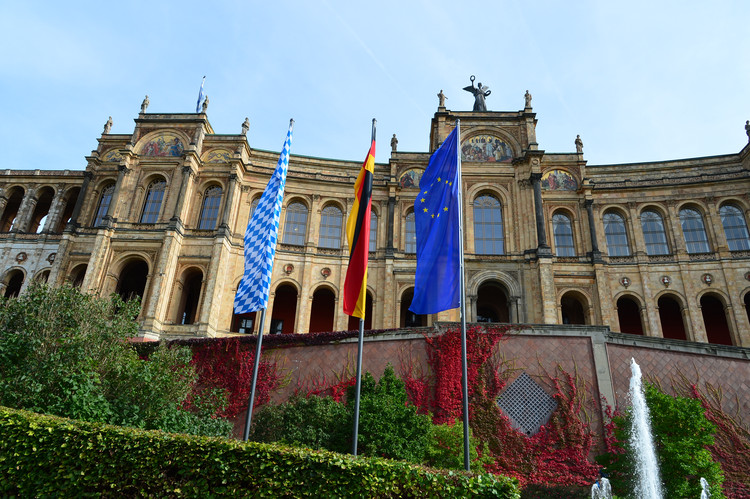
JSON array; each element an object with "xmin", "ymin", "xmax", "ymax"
[{"xmin": 343, "ymin": 121, "xmax": 376, "ymax": 319}]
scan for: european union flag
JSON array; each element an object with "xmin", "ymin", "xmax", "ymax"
[{"xmin": 410, "ymin": 127, "xmax": 460, "ymax": 314}]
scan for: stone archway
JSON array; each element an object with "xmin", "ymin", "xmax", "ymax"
[
  {"xmin": 116, "ymin": 259, "xmax": 149, "ymax": 302},
  {"xmin": 270, "ymin": 283, "xmax": 298, "ymax": 334},
  {"xmin": 617, "ymin": 295, "xmax": 644, "ymax": 335},
  {"xmin": 701, "ymin": 293, "xmax": 733, "ymax": 346},
  {"xmin": 476, "ymin": 281, "xmax": 509, "ymax": 323},
  {"xmin": 658, "ymin": 294, "xmax": 687, "ymax": 340},
  {"xmin": 309, "ymin": 286, "xmax": 336, "ymax": 333},
  {"xmin": 560, "ymin": 291, "xmax": 588, "ymax": 325}
]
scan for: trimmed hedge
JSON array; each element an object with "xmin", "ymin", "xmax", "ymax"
[{"xmin": 0, "ymin": 406, "xmax": 520, "ymax": 498}]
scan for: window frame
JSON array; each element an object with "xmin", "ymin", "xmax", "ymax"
[
  {"xmin": 140, "ymin": 179, "xmax": 167, "ymax": 224},
  {"xmin": 640, "ymin": 209, "xmax": 670, "ymax": 255},
  {"xmin": 603, "ymin": 211, "xmax": 630, "ymax": 257},
  {"xmin": 282, "ymin": 201, "xmax": 308, "ymax": 246},
  {"xmin": 552, "ymin": 212, "xmax": 575, "ymax": 257},
  {"xmin": 473, "ymin": 194, "xmax": 505, "ymax": 255},
  {"xmin": 197, "ymin": 185, "xmax": 223, "ymax": 230}
]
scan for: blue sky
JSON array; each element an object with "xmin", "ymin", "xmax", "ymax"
[{"xmin": 2, "ymin": 1, "xmax": 749, "ymax": 170}]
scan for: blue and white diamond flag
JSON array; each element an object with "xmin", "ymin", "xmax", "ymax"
[{"xmin": 234, "ymin": 119, "xmax": 294, "ymax": 314}]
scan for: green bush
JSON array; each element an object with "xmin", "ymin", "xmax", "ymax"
[
  {"xmin": 425, "ymin": 419, "xmax": 492, "ymax": 471},
  {"xmin": 0, "ymin": 406, "xmax": 520, "ymax": 498},
  {"xmin": 347, "ymin": 364, "xmax": 433, "ymax": 462},
  {"xmin": 250, "ymin": 394, "xmax": 349, "ymax": 452},
  {"xmin": 598, "ymin": 383, "xmax": 725, "ymax": 498},
  {"xmin": 0, "ymin": 284, "xmax": 231, "ymax": 437}
]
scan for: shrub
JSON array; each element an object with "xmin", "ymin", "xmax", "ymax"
[
  {"xmin": 0, "ymin": 406, "xmax": 521, "ymax": 498},
  {"xmin": 425, "ymin": 418, "xmax": 492, "ymax": 471},
  {"xmin": 0, "ymin": 284, "xmax": 231, "ymax": 437}
]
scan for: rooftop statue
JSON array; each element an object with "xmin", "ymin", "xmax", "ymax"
[
  {"xmin": 437, "ymin": 89, "xmax": 447, "ymax": 108},
  {"xmin": 242, "ymin": 117, "xmax": 250, "ymax": 136},
  {"xmin": 140, "ymin": 95, "xmax": 149, "ymax": 113},
  {"xmin": 525, "ymin": 90, "xmax": 532, "ymax": 108},
  {"xmin": 103, "ymin": 116, "xmax": 112, "ymax": 135},
  {"xmin": 463, "ymin": 75, "xmax": 491, "ymax": 112},
  {"xmin": 575, "ymin": 134, "xmax": 584, "ymax": 154}
]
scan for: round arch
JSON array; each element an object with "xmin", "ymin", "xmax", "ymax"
[
  {"xmin": 558, "ymin": 289, "xmax": 591, "ymax": 325},
  {"xmin": 461, "ymin": 128, "xmax": 522, "ymax": 159},
  {"xmin": 134, "ymin": 129, "xmax": 191, "ymax": 156},
  {"xmin": 2, "ymin": 268, "xmax": 26, "ymax": 298},
  {"xmin": 398, "ymin": 286, "xmax": 427, "ymax": 328},
  {"xmin": 614, "ymin": 293, "xmax": 645, "ymax": 335},
  {"xmin": 699, "ymin": 292, "xmax": 734, "ymax": 346},
  {"xmin": 656, "ymin": 292, "xmax": 688, "ymax": 341}
]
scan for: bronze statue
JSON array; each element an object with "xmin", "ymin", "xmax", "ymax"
[
  {"xmin": 463, "ymin": 76, "xmax": 491, "ymax": 112},
  {"xmin": 103, "ymin": 116, "xmax": 112, "ymax": 134},
  {"xmin": 140, "ymin": 95, "xmax": 149, "ymax": 113}
]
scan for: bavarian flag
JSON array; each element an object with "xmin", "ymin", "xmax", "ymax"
[{"xmin": 343, "ymin": 121, "xmax": 376, "ymax": 319}]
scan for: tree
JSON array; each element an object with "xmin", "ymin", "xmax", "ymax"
[{"xmin": 0, "ymin": 283, "xmax": 231, "ymax": 437}]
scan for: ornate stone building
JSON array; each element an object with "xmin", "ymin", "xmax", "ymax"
[{"xmin": 2, "ymin": 95, "xmax": 750, "ymax": 345}]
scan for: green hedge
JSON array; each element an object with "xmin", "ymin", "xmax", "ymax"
[{"xmin": 0, "ymin": 406, "xmax": 519, "ymax": 498}]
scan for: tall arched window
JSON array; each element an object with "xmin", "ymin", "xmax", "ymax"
[
  {"xmin": 249, "ymin": 197, "xmax": 260, "ymax": 220},
  {"xmin": 282, "ymin": 202, "xmax": 308, "ymax": 246},
  {"xmin": 641, "ymin": 210, "xmax": 670, "ymax": 255},
  {"xmin": 319, "ymin": 205, "xmax": 343, "ymax": 249},
  {"xmin": 679, "ymin": 207, "xmax": 710, "ymax": 254},
  {"xmin": 720, "ymin": 204, "xmax": 750, "ymax": 251},
  {"xmin": 369, "ymin": 212, "xmax": 378, "ymax": 251},
  {"xmin": 473, "ymin": 195, "xmax": 504, "ymax": 255},
  {"xmin": 603, "ymin": 211, "xmax": 630, "ymax": 256},
  {"xmin": 197, "ymin": 186, "xmax": 222, "ymax": 230},
  {"xmin": 405, "ymin": 212, "xmax": 416, "ymax": 254},
  {"xmin": 140, "ymin": 179, "xmax": 167, "ymax": 223},
  {"xmin": 93, "ymin": 184, "xmax": 115, "ymax": 227},
  {"xmin": 552, "ymin": 213, "xmax": 575, "ymax": 257}
]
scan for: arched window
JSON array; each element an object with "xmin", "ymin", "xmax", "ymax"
[
  {"xmin": 369, "ymin": 212, "xmax": 378, "ymax": 251},
  {"xmin": 140, "ymin": 179, "xmax": 167, "ymax": 223},
  {"xmin": 641, "ymin": 210, "xmax": 670, "ymax": 255},
  {"xmin": 4, "ymin": 270, "xmax": 24, "ymax": 298},
  {"xmin": 679, "ymin": 207, "xmax": 710, "ymax": 254},
  {"xmin": 720, "ymin": 204, "xmax": 750, "ymax": 251},
  {"xmin": 603, "ymin": 211, "xmax": 630, "ymax": 256},
  {"xmin": 198, "ymin": 186, "xmax": 222, "ymax": 230},
  {"xmin": 319, "ymin": 205, "xmax": 343, "ymax": 249},
  {"xmin": 405, "ymin": 212, "xmax": 416, "ymax": 254},
  {"xmin": 552, "ymin": 213, "xmax": 575, "ymax": 257},
  {"xmin": 249, "ymin": 197, "xmax": 260, "ymax": 220},
  {"xmin": 473, "ymin": 195, "xmax": 504, "ymax": 255},
  {"xmin": 282, "ymin": 202, "xmax": 308, "ymax": 246},
  {"xmin": 93, "ymin": 185, "xmax": 115, "ymax": 227}
]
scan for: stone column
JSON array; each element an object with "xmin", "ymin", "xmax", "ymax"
[
  {"xmin": 0, "ymin": 188, "xmax": 8, "ymax": 223},
  {"xmin": 386, "ymin": 196, "xmax": 395, "ymax": 256},
  {"xmin": 218, "ymin": 174, "xmax": 238, "ymax": 231},
  {"xmin": 12, "ymin": 186, "xmax": 38, "ymax": 233},
  {"xmin": 171, "ymin": 165, "xmax": 194, "ymax": 225},
  {"xmin": 530, "ymin": 173, "xmax": 551, "ymax": 256},
  {"xmin": 66, "ymin": 172, "xmax": 93, "ymax": 231},
  {"xmin": 585, "ymin": 199, "xmax": 602, "ymax": 262},
  {"xmin": 42, "ymin": 185, "xmax": 66, "ymax": 233},
  {"xmin": 103, "ymin": 165, "xmax": 130, "ymax": 225}
]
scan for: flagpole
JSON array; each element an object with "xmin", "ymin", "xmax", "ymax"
[
  {"xmin": 351, "ymin": 118, "xmax": 376, "ymax": 456},
  {"xmin": 243, "ymin": 308, "xmax": 266, "ymax": 441},
  {"xmin": 455, "ymin": 119, "xmax": 471, "ymax": 471}
]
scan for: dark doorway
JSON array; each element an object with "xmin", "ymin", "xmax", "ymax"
[
  {"xmin": 28, "ymin": 187, "xmax": 54, "ymax": 233},
  {"xmin": 309, "ymin": 287, "xmax": 336, "ymax": 333},
  {"xmin": 400, "ymin": 288, "xmax": 427, "ymax": 328},
  {"xmin": 617, "ymin": 296, "xmax": 644, "ymax": 335},
  {"xmin": 117, "ymin": 259, "xmax": 148, "ymax": 302},
  {"xmin": 476, "ymin": 281, "xmax": 509, "ymax": 322},
  {"xmin": 560, "ymin": 292, "xmax": 587, "ymax": 325},
  {"xmin": 701, "ymin": 294, "xmax": 733, "ymax": 345},
  {"xmin": 0, "ymin": 188, "xmax": 23, "ymax": 232},
  {"xmin": 270, "ymin": 284, "xmax": 298, "ymax": 334},
  {"xmin": 658, "ymin": 295, "xmax": 687, "ymax": 340},
  {"xmin": 177, "ymin": 268, "xmax": 203, "ymax": 325},
  {"xmin": 4, "ymin": 270, "xmax": 24, "ymax": 298}
]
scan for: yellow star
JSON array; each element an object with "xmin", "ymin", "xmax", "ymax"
[
  {"xmin": 445, "ymin": 179, "xmax": 449, "ymax": 183},
  {"xmin": 423, "ymin": 207, "xmax": 428, "ymax": 212},
  {"xmin": 443, "ymin": 207, "xmax": 448, "ymax": 211},
  {"xmin": 437, "ymin": 177, "xmax": 441, "ymax": 182},
  {"xmin": 437, "ymin": 213, "xmax": 440, "ymax": 218},
  {"xmin": 420, "ymin": 198, "xmax": 425, "ymax": 203},
  {"xmin": 431, "ymin": 214, "xmax": 435, "ymax": 218},
  {"xmin": 423, "ymin": 190, "xmax": 428, "ymax": 195},
  {"xmin": 448, "ymin": 182, "xmax": 452, "ymax": 186}
]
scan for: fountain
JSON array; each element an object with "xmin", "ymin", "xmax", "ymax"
[
  {"xmin": 629, "ymin": 358, "xmax": 663, "ymax": 498},
  {"xmin": 700, "ymin": 477, "xmax": 711, "ymax": 498},
  {"xmin": 591, "ymin": 470, "xmax": 613, "ymax": 499}
]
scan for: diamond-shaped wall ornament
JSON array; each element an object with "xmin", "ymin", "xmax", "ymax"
[{"xmin": 496, "ymin": 372, "xmax": 558, "ymax": 436}]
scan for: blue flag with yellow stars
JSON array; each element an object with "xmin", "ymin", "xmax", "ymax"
[{"xmin": 410, "ymin": 127, "xmax": 460, "ymax": 314}]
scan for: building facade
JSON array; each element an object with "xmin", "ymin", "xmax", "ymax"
[{"xmin": 2, "ymin": 95, "xmax": 750, "ymax": 344}]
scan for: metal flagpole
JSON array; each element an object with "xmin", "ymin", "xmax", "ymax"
[
  {"xmin": 455, "ymin": 119, "xmax": 471, "ymax": 471},
  {"xmin": 242, "ymin": 308, "xmax": 266, "ymax": 441},
  {"xmin": 351, "ymin": 317, "xmax": 364, "ymax": 455}
]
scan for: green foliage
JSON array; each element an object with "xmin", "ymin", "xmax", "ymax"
[
  {"xmin": 0, "ymin": 283, "xmax": 231, "ymax": 437},
  {"xmin": 0, "ymin": 406, "xmax": 521, "ymax": 498},
  {"xmin": 347, "ymin": 364, "xmax": 433, "ymax": 462},
  {"xmin": 250, "ymin": 394, "xmax": 349, "ymax": 452},
  {"xmin": 519, "ymin": 483, "xmax": 590, "ymax": 498},
  {"xmin": 425, "ymin": 419, "xmax": 493, "ymax": 471},
  {"xmin": 597, "ymin": 383, "xmax": 725, "ymax": 498}
]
